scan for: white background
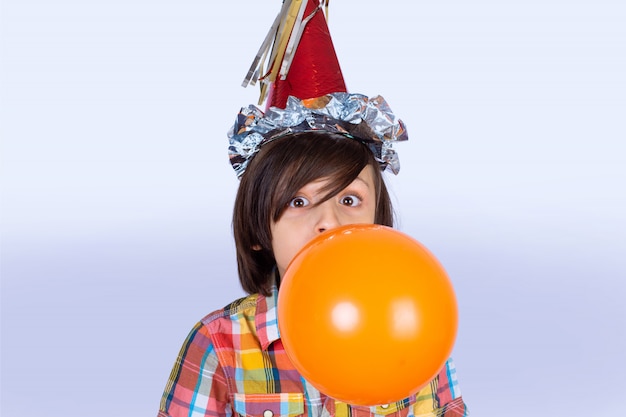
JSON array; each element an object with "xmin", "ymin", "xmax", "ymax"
[{"xmin": 2, "ymin": 1, "xmax": 625, "ymax": 416}]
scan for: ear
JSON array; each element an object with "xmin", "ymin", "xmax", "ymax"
[{"xmin": 251, "ymin": 244, "xmax": 262, "ymax": 251}]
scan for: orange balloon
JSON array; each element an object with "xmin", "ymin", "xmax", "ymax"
[{"xmin": 277, "ymin": 224, "xmax": 458, "ymax": 406}]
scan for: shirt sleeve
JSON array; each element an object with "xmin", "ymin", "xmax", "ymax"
[
  {"xmin": 158, "ymin": 321, "xmax": 231, "ymax": 417},
  {"xmin": 432, "ymin": 358, "xmax": 469, "ymax": 417}
]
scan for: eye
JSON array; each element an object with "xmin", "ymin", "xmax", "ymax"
[
  {"xmin": 340, "ymin": 194, "xmax": 362, "ymax": 207},
  {"xmin": 288, "ymin": 196, "xmax": 310, "ymax": 208}
]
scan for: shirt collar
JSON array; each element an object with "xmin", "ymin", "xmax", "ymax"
[{"xmin": 255, "ymin": 285, "xmax": 281, "ymax": 350}]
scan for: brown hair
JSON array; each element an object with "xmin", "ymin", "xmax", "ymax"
[{"xmin": 232, "ymin": 131, "xmax": 394, "ymax": 295}]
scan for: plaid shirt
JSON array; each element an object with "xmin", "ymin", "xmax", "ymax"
[{"xmin": 158, "ymin": 287, "xmax": 468, "ymax": 417}]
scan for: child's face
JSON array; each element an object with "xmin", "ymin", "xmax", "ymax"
[{"xmin": 270, "ymin": 164, "xmax": 377, "ymax": 278}]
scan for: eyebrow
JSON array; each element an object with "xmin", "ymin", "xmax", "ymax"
[{"xmin": 352, "ymin": 175, "xmax": 371, "ymax": 189}]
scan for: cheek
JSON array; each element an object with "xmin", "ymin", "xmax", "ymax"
[
  {"xmin": 271, "ymin": 225, "xmax": 297, "ymax": 259},
  {"xmin": 372, "ymin": 194, "xmax": 385, "ymax": 223},
  {"xmin": 366, "ymin": 201, "xmax": 377, "ymax": 222}
]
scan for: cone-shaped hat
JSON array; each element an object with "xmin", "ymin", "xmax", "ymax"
[
  {"xmin": 241, "ymin": 0, "xmax": 348, "ymax": 109},
  {"xmin": 232, "ymin": 1, "xmax": 407, "ymax": 178},
  {"xmin": 265, "ymin": 0, "xmax": 347, "ymax": 109}
]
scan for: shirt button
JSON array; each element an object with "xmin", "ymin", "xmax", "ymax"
[
  {"xmin": 263, "ymin": 410, "xmax": 274, "ymax": 417},
  {"xmin": 380, "ymin": 404, "xmax": 389, "ymax": 409}
]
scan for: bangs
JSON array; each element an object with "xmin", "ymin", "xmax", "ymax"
[{"xmin": 263, "ymin": 132, "xmax": 376, "ymax": 221}]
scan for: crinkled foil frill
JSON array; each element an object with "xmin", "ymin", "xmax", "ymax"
[{"xmin": 227, "ymin": 93, "xmax": 408, "ymax": 178}]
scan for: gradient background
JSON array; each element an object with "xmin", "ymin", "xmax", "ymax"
[{"xmin": 2, "ymin": 1, "xmax": 625, "ymax": 416}]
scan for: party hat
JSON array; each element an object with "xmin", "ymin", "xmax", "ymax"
[
  {"xmin": 231, "ymin": 0, "xmax": 408, "ymax": 178},
  {"xmin": 242, "ymin": 0, "xmax": 347, "ymax": 109}
]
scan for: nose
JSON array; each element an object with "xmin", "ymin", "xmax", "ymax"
[{"xmin": 315, "ymin": 202, "xmax": 341, "ymax": 234}]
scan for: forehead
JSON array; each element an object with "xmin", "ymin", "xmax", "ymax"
[
  {"xmin": 306, "ymin": 163, "xmax": 374, "ymax": 183},
  {"xmin": 294, "ymin": 165, "xmax": 376, "ymax": 197}
]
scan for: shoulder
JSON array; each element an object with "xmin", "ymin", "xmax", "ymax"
[
  {"xmin": 169, "ymin": 294, "xmax": 261, "ymax": 366},
  {"xmin": 196, "ymin": 291, "xmax": 279, "ymax": 351},
  {"xmin": 200, "ymin": 293, "xmax": 260, "ymax": 327}
]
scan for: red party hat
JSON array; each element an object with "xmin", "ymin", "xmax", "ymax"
[
  {"xmin": 242, "ymin": 0, "xmax": 347, "ymax": 109},
  {"xmin": 233, "ymin": 1, "xmax": 408, "ymax": 178}
]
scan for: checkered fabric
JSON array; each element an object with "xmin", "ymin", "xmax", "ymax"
[{"xmin": 158, "ymin": 287, "xmax": 468, "ymax": 417}]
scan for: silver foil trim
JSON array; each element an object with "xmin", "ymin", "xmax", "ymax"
[{"xmin": 227, "ymin": 93, "xmax": 408, "ymax": 178}]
